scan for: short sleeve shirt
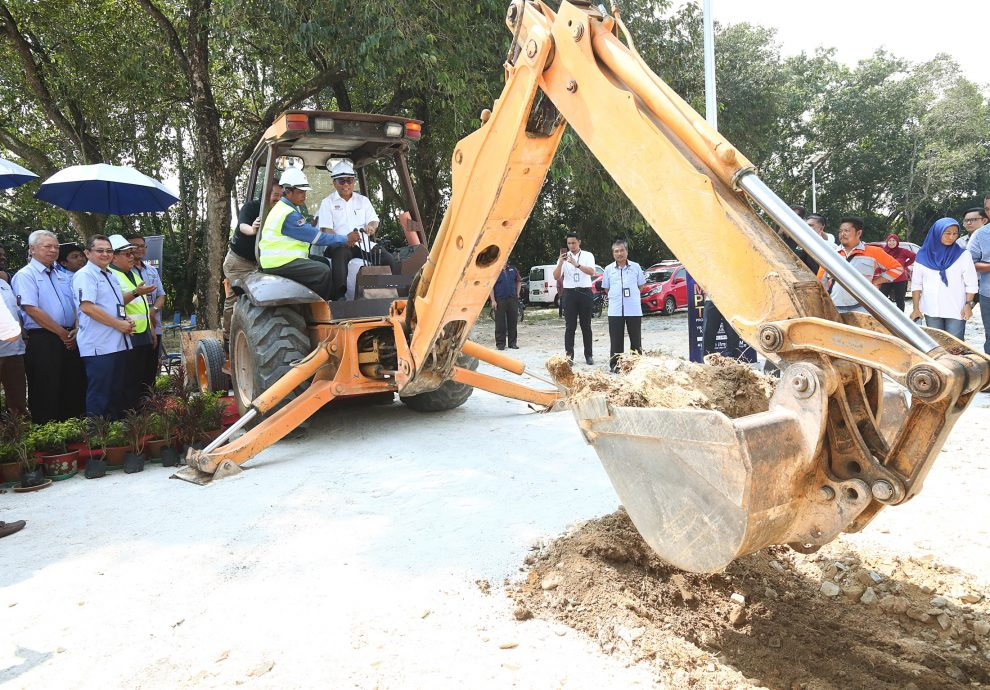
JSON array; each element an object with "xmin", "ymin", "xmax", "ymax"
[
  {"xmin": 316, "ymin": 191, "xmax": 380, "ymax": 242},
  {"xmin": 135, "ymin": 261, "xmax": 166, "ymax": 334},
  {"xmin": 74, "ymin": 262, "xmax": 129, "ymax": 357},
  {"xmin": 561, "ymin": 250, "xmax": 596, "ymax": 289},
  {"xmin": 0, "ymin": 280, "xmax": 25, "ymax": 355},
  {"xmin": 968, "ymin": 225, "xmax": 990, "ymax": 297},
  {"xmin": 231, "ymin": 199, "xmax": 262, "ymax": 260},
  {"xmin": 601, "ymin": 261, "xmax": 646, "ymax": 317},
  {"xmin": 11, "ymin": 258, "xmax": 76, "ymax": 329}
]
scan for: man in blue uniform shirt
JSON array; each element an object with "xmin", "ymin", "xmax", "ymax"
[
  {"xmin": 11, "ymin": 229, "xmax": 86, "ymax": 422},
  {"xmin": 490, "ymin": 261, "xmax": 521, "ymax": 350}
]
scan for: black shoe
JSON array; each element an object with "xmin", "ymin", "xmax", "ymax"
[
  {"xmin": 0, "ymin": 520, "xmax": 26, "ymax": 539},
  {"xmin": 509, "ymin": 344, "xmax": 519, "ymax": 349},
  {"xmin": 586, "ymin": 356, "xmax": 594, "ymax": 365},
  {"xmin": 497, "ymin": 345, "xmax": 506, "ymax": 350}
]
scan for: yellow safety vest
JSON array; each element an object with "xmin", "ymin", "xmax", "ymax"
[
  {"xmin": 109, "ymin": 266, "xmax": 149, "ymax": 334},
  {"xmin": 258, "ymin": 198, "xmax": 310, "ymax": 269}
]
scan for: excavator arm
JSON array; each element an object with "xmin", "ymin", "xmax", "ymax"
[{"xmin": 397, "ymin": 0, "xmax": 990, "ymax": 571}]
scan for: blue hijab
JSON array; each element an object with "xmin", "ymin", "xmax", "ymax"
[{"xmin": 915, "ymin": 217, "xmax": 964, "ymax": 286}]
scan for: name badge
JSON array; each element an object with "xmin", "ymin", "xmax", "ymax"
[
  {"xmin": 117, "ymin": 304, "xmax": 127, "ymax": 319},
  {"xmin": 573, "ymin": 270, "xmax": 581, "ymax": 281},
  {"xmin": 623, "ymin": 288, "xmax": 631, "ymax": 298}
]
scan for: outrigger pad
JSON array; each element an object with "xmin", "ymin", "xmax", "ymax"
[{"xmin": 171, "ymin": 459, "xmax": 244, "ymax": 486}]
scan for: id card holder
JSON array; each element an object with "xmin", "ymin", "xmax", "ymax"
[
  {"xmin": 117, "ymin": 304, "xmax": 127, "ymax": 319},
  {"xmin": 623, "ymin": 288, "xmax": 631, "ymax": 298}
]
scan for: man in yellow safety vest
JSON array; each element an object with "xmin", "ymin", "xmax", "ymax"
[
  {"xmin": 258, "ymin": 168, "xmax": 359, "ymax": 299},
  {"xmin": 108, "ymin": 234, "xmax": 157, "ymax": 412}
]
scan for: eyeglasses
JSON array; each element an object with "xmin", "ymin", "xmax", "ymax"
[
  {"xmin": 90, "ymin": 249, "xmax": 113, "ymax": 255},
  {"xmin": 334, "ymin": 177, "xmax": 356, "ymax": 185},
  {"xmin": 963, "ymin": 218, "xmax": 983, "ymax": 223}
]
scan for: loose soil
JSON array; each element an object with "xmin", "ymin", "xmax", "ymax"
[
  {"xmin": 546, "ymin": 352, "xmax": 777, "ymax": 418},
  {"xmin": 511, "ymin": 509, "xmax": 990, "ymax": 689}
]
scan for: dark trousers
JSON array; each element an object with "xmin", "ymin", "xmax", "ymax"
[
  {"xmin": 123, "ymin": 344, "xmax": 156, "ymax": 411},
  {"xmin": 563, "ymin": 288, "xmax": 593, "ymax": 359},
  {"xmin": 263, "ymin": 258, "xmax": 334, "ymax": 300},
  {"xmin": 83, "ymin": 350, "xmax": 127, "ymax": 420},
  {"xmin": 24, "ymin": 329, "xmax": 86, "ymax": 423},
  {"xmin": 0, "ymin": 354, "xmax": 27, "ymax": 416},
  {"xmin": 880, "ymin": 280, "xmax": 908, "ymax": 311},
  {"xmin": 330, "ymin": 245, "xmax": 399, "ymax": 299},
  {"xmin": 608, "ymin": 316, "xmax": 642, "ymax": 372},
  {"xmin": 702, "ymin": 300, "xmax": 741, "ymax": 358},
  {"xmin": 980, "ymin": 293, "xmax": 990, "ymax": 356},
  {"xmin": 494, "ymin": 298, "xmax": 518, "ymax": 348}
]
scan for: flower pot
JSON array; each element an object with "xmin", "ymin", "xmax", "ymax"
[
  {"xmin": 146, "ymin": 439, "xmax": 166, "ymax": 460},
  {"xmin": 0, "ymin": 461, "xmax": 20, "ymax": 483},
  {"xmin": 160, "ymin": 446, "xmax": 181, "ymax": 467},
  {"xmin": 85, "ymin": 455, "xmax": 107, "ymax": 479},
  {"xmin": 20, "ymin": 465, "xmax": 47, "ymax": 488},
  {"xmin": 123, "ymin": 452, "xmax": 146, "ymax": 474},
  {"xmin": 104, "ymin": 446, "xmax": 131, "ymax": 467},
  {"xmin": 67, "ymin": 441, "xmax": 86, "ymax": 452},
  {"xmin": 41, "ymin": 450, "xmax": 80, "ymax": 478}
]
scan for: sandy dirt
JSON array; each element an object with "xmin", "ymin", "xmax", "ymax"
[{"xmin": 2, "ymin": 305, "xmax": 989, "ymax": 689}]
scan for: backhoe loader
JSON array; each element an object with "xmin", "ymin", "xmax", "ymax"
[{"xmin": 180, "ymin": 0, "xmax": 990, "ymax": 574}]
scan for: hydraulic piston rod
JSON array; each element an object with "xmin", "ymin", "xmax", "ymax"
[{"xmin": 736, "ymin": 172, "xmax": 941, "ymax": 355}]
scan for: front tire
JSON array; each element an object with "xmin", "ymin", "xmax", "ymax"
[
  {"xmin": 195, "ymin": 338, "xmax": 230, "ymax": 393},
  {"xmin": 662, "ymin": 296, "xmax": 676, "ymax": 316},
  {"xmin": 400, "ymin": 355, "xmax": 479, "ymax": 412},
  {"xmin": 229, "ymin": 296, "xmax": 311, "ymax": 415}
]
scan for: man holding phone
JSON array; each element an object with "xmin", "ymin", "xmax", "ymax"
[
  {"xmin": 553, "ymin": 231, "xmax": 597, "ymax": 365},
  {"xmin": 74, "ymin": 235, "xmax": 134, "ymax": 419},
  {"xmin": 11, "ymin": 229, "xmax": 86, "ymax": 422}
]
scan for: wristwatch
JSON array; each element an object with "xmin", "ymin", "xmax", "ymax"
[{"xmin": 969, "ymin": 299, "xmax": 978, "ymax": 307}]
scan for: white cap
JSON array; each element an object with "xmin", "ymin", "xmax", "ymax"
[
  {"xmin": 108, "ymin": 234, "xmax": 135, "ymax": 252},
  {"xmin": 330, "ymin": 160, "xmax": 356, "ymax": 179},
  {"xmin": 279, "ymin": 167, "xmax": 311, "ymax": 191}
]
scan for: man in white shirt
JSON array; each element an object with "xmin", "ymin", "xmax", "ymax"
[
  {"xmin": 553, "ymin": 231, "xmax": 596, "ymax": 365},
  {"xmin": 316, "ymin": 160, "xmax": 399, "ymax": 299}
]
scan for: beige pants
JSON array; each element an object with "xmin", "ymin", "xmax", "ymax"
[{"xmin": 222, "ymin": 250, "xmax": 257, "ymax": 339}]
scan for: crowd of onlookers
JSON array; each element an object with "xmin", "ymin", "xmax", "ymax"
[{"xmin": 0, "ymin": 231, "xmax": 165, "ymax": 425}]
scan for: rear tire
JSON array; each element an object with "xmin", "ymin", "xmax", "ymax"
[
  {"xmin": 662, "ymin": 296, "xmax": 676, "ymax": 316},
  {"xmin": 195, "ymin": 338, "xmax": 230, "ymax": 393},
  {"xmin": 229, "ymin": 296, "xmax": 311, "ymax": 416},
  {"xmin": 400, "ymin": 355, "xmax": 479, "ymax": 412}
]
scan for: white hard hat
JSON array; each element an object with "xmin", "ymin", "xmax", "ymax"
[
  {"xmin": 107, "ymin": 234, "xmax": 135, "ymax": 252},
  {"xmin": 279, "ymin": 167, "xmax": 311, "ymax": 191},
  {"xmin": 330, "ymin": 160, "xmax": 356, "ymax": 179}
]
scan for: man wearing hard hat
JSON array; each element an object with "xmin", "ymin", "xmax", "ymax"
[
  {"xmin": 316, "ymin": 160, "xmax": 400, "ymax": 300},
  {"xmin": 257, "ymin": 168, "xmax": 360, "ymax": 299}
]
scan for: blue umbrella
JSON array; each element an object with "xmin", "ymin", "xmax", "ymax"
[
  {"xmin": 36, "ymin": 163, "xmax": 179, "ymax": 214},
  {"xmin": 0, "ymin": 157, "xmax": 39, "ymax": 190}
]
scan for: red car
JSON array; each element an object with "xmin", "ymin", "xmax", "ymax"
[{"xmin": 640, "ymin": 264, "xmax": 689, "ymax": 315}]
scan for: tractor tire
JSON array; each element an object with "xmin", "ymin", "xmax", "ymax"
[
  {"xmin": 195, "ymin": 338, "xmax": 230, "ymax": 393},
  {"xmin": 400, "ymin": 355, "xmax": 479, "ymax": 413},
  {"xmin": 662, "ymin": 295, "xmax": 677, "ymax": 316},
  {"xmin": 229, "ymin": 296, "xmax": 311, "ymax": 416}
]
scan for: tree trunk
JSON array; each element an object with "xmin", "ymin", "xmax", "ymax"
[{"xmin": 201, "ymin": 173, "xmax": 230, "ymax": 329}]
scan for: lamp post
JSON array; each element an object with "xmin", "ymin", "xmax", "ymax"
[
  {"xmin": 808, "ymin": 152, "xmax": 827, "ymax": 213},
  {"xmin": 703, "ymin": 0, "xmax": 716, "ymax": 129}
]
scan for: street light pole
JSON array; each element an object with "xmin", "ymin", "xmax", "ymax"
[
  {"xmin": 703, "ymin": 0, "xmax": 716, "ymax": 130},
  {"xmin": 812, "ymin": 164, "xmax": 817, "ymax": 214}
]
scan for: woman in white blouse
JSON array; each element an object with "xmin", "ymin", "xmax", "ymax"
[{"xmin": 910, "ymin": 217, "xmax": 978, "ymax": 340}]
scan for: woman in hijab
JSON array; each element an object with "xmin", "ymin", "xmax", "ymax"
[
  {"xmin": 910, "ymin": 218, "xmax": 978, "ymax": 339},
  {"xmin": 879, "ymin": 233, "xmax": 915, "ymax": 310}
]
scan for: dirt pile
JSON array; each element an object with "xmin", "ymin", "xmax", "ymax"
[
  {"xmin": 546, "ymin": 353, "xmax": 776, "ymax": 419},
  {"xmin": 510, "ymin": 509, "xmax": 990, "ymax": 689}
]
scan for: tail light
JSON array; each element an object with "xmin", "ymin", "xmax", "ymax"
[
  {"xmin": 404, "ymin": 122, "xmax": 422, "ymax": 140},
  {"xmin": 544, "ymin": 281, "xmax": 549, "ymax": 290},
  {"xmin": 285, "ymin": 114, "xmax": 309, "ymax": 131}
]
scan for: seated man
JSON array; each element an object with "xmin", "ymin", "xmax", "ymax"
[
  {"xmin": 317, "ymin": 160, "xmax": 400, "ymax": 299},
  {"xmin": 258, "ymin": 168, "xmax": 359, "ymax": 299}
]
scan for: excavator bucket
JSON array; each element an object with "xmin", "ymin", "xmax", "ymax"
[{"xmin": 568, "ymin": 363, "xmax": 903, "ymax": 574}]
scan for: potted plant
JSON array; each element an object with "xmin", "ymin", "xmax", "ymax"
[
  {"xmin": 146, "ymin": 393, "xmax": 181, "ymax": 466},
  {"xmin": 63, "ymin": 418, "xmax": 87, "ymax": 451},
  {"xmin": 100, "ymin": 420, "xmax": 132, "ymax": 468},
  {"xmin": 121, "ymin": 409, "xmax": 149, "ymax": 473},
  {"xmin": 82, "ymin": 416, "xmax": 109, "ymax": 479},
  {"xmin": 29, "ymin": 420, "xmax": 80, "ymax": 478},
  {"xmin": 3, "ymin": 412, "xmax": 45, "ymax": 489},
  {"xmin": 189, "ymin": 391, "xmax": 225, "ymax": 442},
  {"xmin": 0, "ymin": 440, "xmax": 21, "ymax": 483}
]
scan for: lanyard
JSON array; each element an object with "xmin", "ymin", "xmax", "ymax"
[{"xmin": 45, "ymin": 268, "xmax": 73, "ymax": 327}]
